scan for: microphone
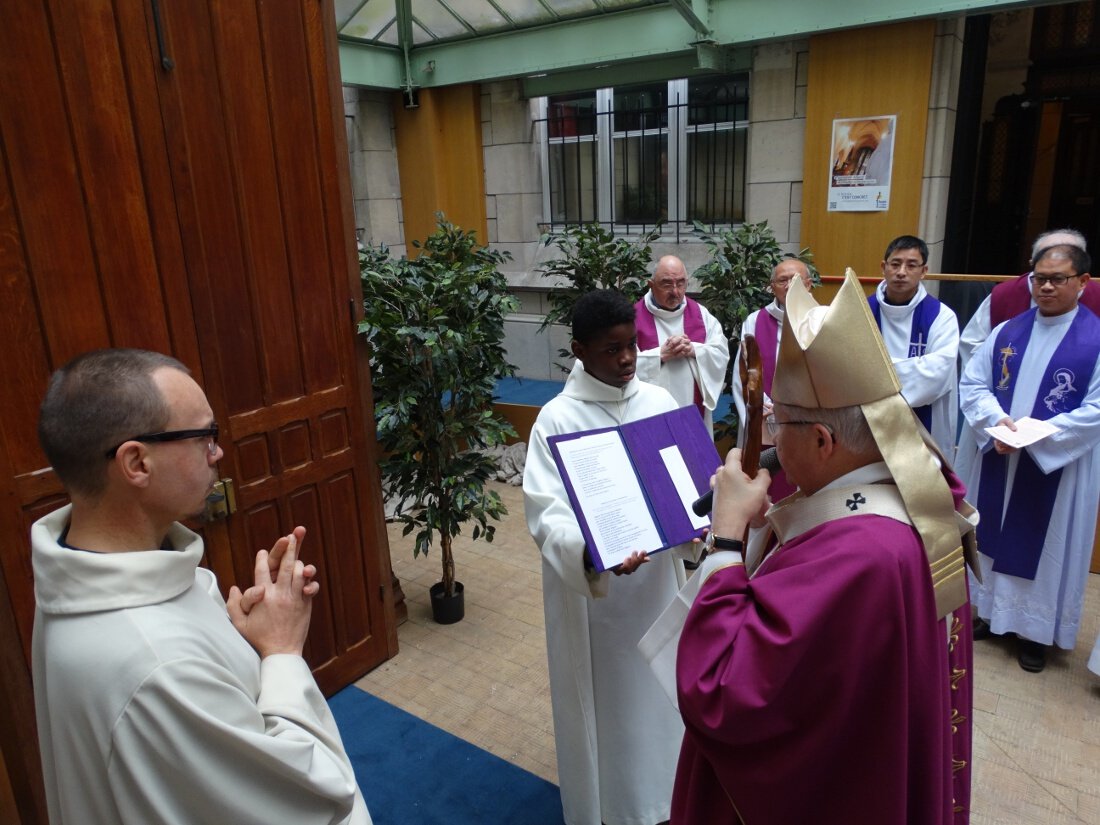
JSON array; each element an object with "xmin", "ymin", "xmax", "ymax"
[{"xmin": 691, "ymin": 447, "xmax": 781, "ymax": 516}]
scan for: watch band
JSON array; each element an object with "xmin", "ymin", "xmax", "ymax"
[{"xmin": 707, "ymin": 533, "xmax": 744, "ymax": 554}]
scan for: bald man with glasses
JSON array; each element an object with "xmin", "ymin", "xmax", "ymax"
[{"xmin": 31, "ymin": 348, "xmax": 371, "ymax": 825}]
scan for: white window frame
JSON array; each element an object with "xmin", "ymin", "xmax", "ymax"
[{"xmin": 540, "ymin": 78, "xmax": 749, "ymax": 231}]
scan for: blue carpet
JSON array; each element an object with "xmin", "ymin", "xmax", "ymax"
[
  {"xmin": 329, "ymin": 686, "xmax": 564, "ymax": 825},
  {"xmin": 494, "ymin": 376, "xmax": 565, "ymax": 406}
]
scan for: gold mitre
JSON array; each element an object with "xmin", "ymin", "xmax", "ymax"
[
  {"xmin": 773, "ymin": 269, "xmax": 900, "ymax": 408},
  {"xmin": 773, "ymin": 269, "xmax": 967, "ymax": 619}
]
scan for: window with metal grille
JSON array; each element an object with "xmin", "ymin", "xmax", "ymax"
[{"xmin": 538, "ymin": 75, "xmax": 748, "ymax": 237}]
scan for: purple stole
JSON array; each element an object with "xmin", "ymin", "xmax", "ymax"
[
  {"xmin": 750, "ymin": 310, "xmax": 797, "ymax": 499},
  {"xmin": 976, "ymin": 306, "xmax": 1100, "ymax": 579},
  {"xmin": 868, "ymin": 293, "xmax": 941, "ymax": 432},
  {"xmin": 753, "ymin": 309, "xmax": 780, "ymax": 397},
  {"xmin": 635, "ymin": 296, "xmax": 707, "ymax": 417}
]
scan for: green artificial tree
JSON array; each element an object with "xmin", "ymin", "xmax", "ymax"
[
  {"xmin": 537, "ymin": 223, "xmax": 662, "ymax": 367},
  {"xmin": 358, "ymin": 217, "xmax": 518, "ymax": 615}
]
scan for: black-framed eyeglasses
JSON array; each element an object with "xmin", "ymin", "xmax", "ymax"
[
  {"xmin": 104, "ymin": 423, "xmax": 219, "ymax": 459},
  {"xmin": 765, "ymin": 415, "xmax": 832, "ymax": 438},
  {"xmin": 885, "ymin": 259, "xmax": 925, "ymax": 272},
  {"xmin": 1029, "ymin": 273, "xmax": 1082, "ymax": 287}
]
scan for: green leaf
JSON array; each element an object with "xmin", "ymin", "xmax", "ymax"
[{"xmin": 536, "ymin": 223, "xmax": 662, "ymax": 337}]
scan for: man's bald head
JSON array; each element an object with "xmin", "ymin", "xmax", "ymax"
[
  {"xmin": 770, "ymin": 258, "xmax": 812, "ymax": 308},
  {"xmin": 650, "ymin": 255, "xmax": 688, "ymax": 310},
  {"xmin": 1030, "ymin": 228, "xmax": 1087, "ymax": 264}
]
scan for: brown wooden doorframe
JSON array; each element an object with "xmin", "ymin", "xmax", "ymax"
[{"xmin": 0, "ymin": 3, "xmax": 396, "ymax": 822}]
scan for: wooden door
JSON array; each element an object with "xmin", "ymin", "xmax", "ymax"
[
  {"xmin": 1048, "ymin": 102, "xmax": 1100, "ymax": 253},
  {"xmin": 147, "ymin": 0, "xmax": 397, "ymax": 692},
  {"xmin": 0, "ymin": 3, "xmax": 396, "ymax": 823}
]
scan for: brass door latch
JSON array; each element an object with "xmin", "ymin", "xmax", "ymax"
[{"xmin": 204, "ymin": 478, "xmax": 237, "ymax": 521}]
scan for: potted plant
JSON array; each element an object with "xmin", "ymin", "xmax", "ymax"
[
  {"xmin": 693, "ymin": 220, "xmax": 817, "ymax": 442},
  {"xmin": 358, "ymin": 217, "xmax": 519, "ymax": 624},
  {"xmin": 537, "ymin": 222, "xmax": 662, "ymax": 369}
]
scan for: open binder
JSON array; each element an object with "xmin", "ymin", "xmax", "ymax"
[{"xmin": 547, "ymin": 405, "xmax": 722, "ymax": 572}]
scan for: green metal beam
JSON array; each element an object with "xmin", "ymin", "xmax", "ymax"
[
  {"xmin": 522, "ymin": 48, "xmax": 751, "ymax": 97},
  {"xmin": 338, "ymin": 0, "xmax": 1048, "ymax": 90},
  {"xmin": 708, "ymin": 0, "xmax": 1054, "ymax": 42},
  {"xmin": 340, "ymin": 6, "xmax": 699, "ymax": 88},
  {"xmin": 339, "ymin": 42, "xmax": 404, "ymax": 89},
  {"xmin": 667, "ymin": 0, "xmax": 711, "ymax": 37}
]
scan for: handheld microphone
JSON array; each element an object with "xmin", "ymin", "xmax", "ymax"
[{"xmin": 691, "ymin": 447, "xmax": 781, "ymax": 516}]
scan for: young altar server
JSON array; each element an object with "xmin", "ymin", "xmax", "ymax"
[{"xmin": 524, "ymin": 289, "xmax": 697, "ymax": 825}]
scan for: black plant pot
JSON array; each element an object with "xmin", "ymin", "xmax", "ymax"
[{"xmin": 429, "ymin": 580, "xmax": 465, "ymax": 624}]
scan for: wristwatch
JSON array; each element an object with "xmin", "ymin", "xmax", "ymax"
[{"xmin": 704, "ymin": 532, "xmax": 744, "ymax": 555}]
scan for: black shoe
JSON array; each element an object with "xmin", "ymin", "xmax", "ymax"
[
  {"xmin": 1017, "ymin": 639, "xmax": 1048, "ymax": 673},
  {"xmin": 972, "ymin": 617, "xmax": 993, "ymax": 640}
]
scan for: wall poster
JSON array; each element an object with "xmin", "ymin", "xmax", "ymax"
[{"xmin": 828, "ymin": 115, "xmax": 896, "ymax": 212}]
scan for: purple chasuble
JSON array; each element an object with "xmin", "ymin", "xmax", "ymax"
[
  {"xmin": 976, "ymin": 306, "xmax": 1100, "ymax": 579},
  {"xmin": 869, "ymin": 292, "xmax": 941, "ymax": 432},
  {"xmin": 635, "ymin": 297, "xmax": 707, "ymax": 417},
  {"xmin": 673, "ymin": 499, "xmax": 971, "ymax": 825}
]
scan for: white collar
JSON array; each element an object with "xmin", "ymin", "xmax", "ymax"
[
  {"xmin": 875, "ymin": 280, "xmax": 927, "ymax": 315},
  {"xmin": 644, "ymin": 290, "xmax": 686, "ymax": 320},
  {"xmin": 765, "ymin": 462, "xmax": 908, "ymax": 547},
  {"xmin": 1036, "ymin": 305, "xmax": 1079, "ymax": 326},
  {"xmin": 561, "ymin": 359, "xmax": 640, "ymax": 403},
  {"xmin": 31, "ymin": 505, "xmax": 204, "ymax": 614}
]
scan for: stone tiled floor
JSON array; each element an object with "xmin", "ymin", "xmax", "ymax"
[{"xmin": 355, "ymin": 481, "xmax": 1100, "ymax": 824}]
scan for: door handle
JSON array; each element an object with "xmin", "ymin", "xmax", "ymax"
[{"xmin": 204, "ymin": 478, "xmax": 237, "ymax": 521}]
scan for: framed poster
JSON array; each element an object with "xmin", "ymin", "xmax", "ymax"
[{"xmin": 828, "ymin": 115, "xmax": 896, "ymax": 212}]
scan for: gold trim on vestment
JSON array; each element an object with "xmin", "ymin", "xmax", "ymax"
[{"xmin": 950, "ymin": 667, "xmax": 966, "ymax": 691}]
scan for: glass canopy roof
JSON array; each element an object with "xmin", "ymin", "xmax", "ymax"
[{"xmin": 336, "ymin": 0, "xmax": 663, "ymax": 47}]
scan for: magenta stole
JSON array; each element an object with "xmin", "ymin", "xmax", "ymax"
[
  {"xmin": 634, "ymin": 296, "xmax": 707, "ymax": 417},
  {"xmin": 752, "ymin": 311, "xmax": 797, "ymax": 500},
  {"xmin": 976, "ymin": 306, "xmax": 1100, "ymax": 579},
  {"xmin": 753, "ymin": 309, "xmax": 780, "ymax": 398}
]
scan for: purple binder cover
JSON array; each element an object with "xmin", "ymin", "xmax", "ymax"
[{"xmin": 546, "ymin": 406, "xmax": 721, "ymax": 572}]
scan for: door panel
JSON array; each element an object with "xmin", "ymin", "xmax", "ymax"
[
  {"xmin": 147, "ymin": 0, "xmax": 394, "ymax": 690},
  {"xmin": 0, "ymin": 2, "xmax": 396, "ymax": 821}
]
